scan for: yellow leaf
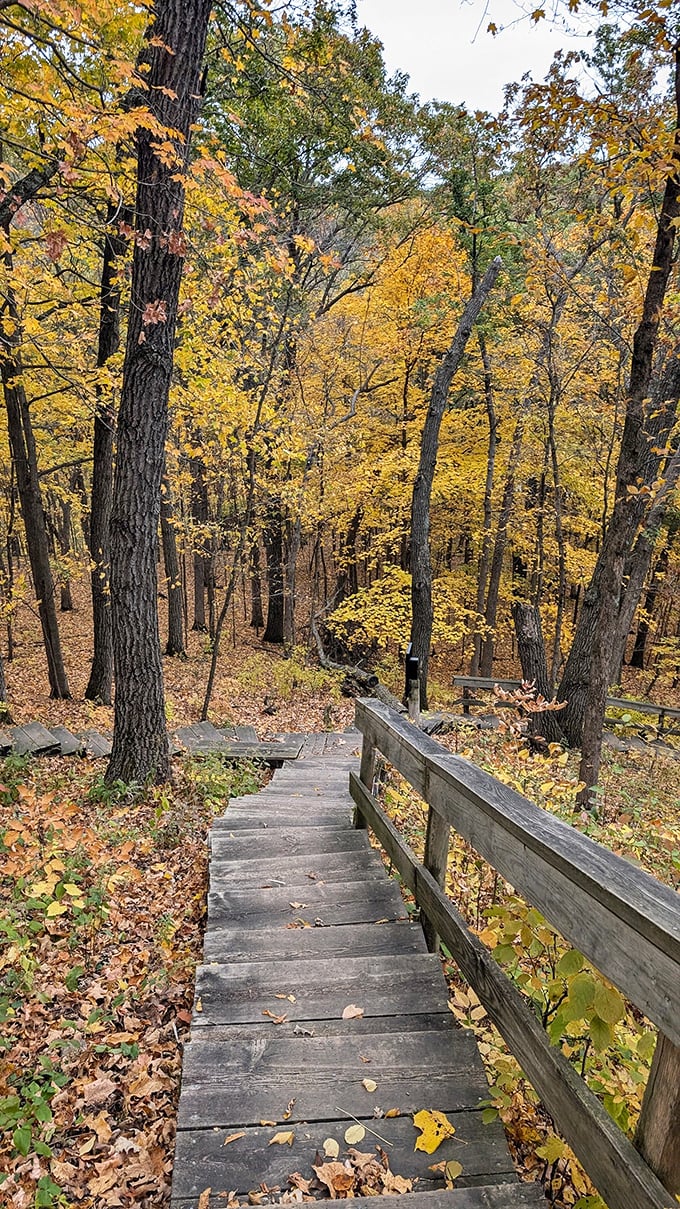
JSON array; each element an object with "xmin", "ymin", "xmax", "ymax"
[
  {"xmin": 268, "ymin": 1131, "xmax": 295, "ymax": 1146},
  {"xmin": 46, "ymin": 901, "xmax": 68, "ymax": 916},
  {"xmin": 385, "ymin": 1108, "xmax": 401, "ymax": 1118},
  {"xmin": 323, "ymin": 1138, "xmax": 340, "ymax": 1158},
  {"xmin": 445, "ymin": 1161, "xmax": 463, "ymax": 1186},
  {"xmin": 344, "ymin": 1124, "xmax": 366, "ymax": 1144},
  {"xmin": 362, "ymin": 1078, "xmax": 377, "ymax": 1092},
  {"xmin": 63, "ymin": 883, "xmax": 81, "ymax": 895},
  {"xmin": 413, "ymin": 1109, "xmax": 456, "ymax": 1153}
]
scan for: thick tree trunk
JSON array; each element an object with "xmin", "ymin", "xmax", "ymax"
[
  {"xmin": 0, "ymin": 250, "xmax": 70, "ymax": 698},
  {"xmin": 511, "ymin": 602, "xmax": 565, "ymax": 744},
  {"xmin": 630, "ymin": 547, "xmax": 668, "ymax": 669},
  {"xmin": 86, "ymin": 205, "xmax": 130, "ymax": 705},
  {"xmin": 107, "ymin": 0, "xmax": 212, "ymax": 783},
  {"xmin": 58, "ymin": 493, "xmax": 74, "ymax": 612},
  {"xmin": 160, "ymin": 474, "xmax": 186, "ymax": 657},
  {"xmin": 563, "ymin": 47, "xmax": 680, "ymax": 804},
  {"xmin": 410, "ymin": 257, "xmax": 502, "ymax": 708}
]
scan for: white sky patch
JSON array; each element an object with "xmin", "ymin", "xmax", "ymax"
[{"xmin": 355, "ymin": 0, "xmax": 594, "ymax": 112}]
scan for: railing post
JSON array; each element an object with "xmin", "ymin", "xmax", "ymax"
[
  {"xmin": 422, "ymin": 803, "xmax": 450, "ymax": 952},
  {"xmin": 355, "ymin": 734, "xmax": 377, "ymax": 830},
  {"xmin": 634, "ymin": 1031, "xmax": 680, "ymax": 1195}
]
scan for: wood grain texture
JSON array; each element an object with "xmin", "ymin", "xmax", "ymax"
[
  {"xmin": 192, "ymin": 952, "xmax": 445, "ymax": 1026},
  {"xmin": 635, "ymin": 1032, "xmax": 680, "ymax": 1194},
  {"xmin": 210, "ymin": 826, "xmax": 371, "ymax": 861},
  {"xmin": 207, "ymin": 878, "xmax": 406, "ymax": 929},
  {"xmin": 203, "ymin": 919, "xmax": 426, "ymax": 963},
  {"xmin": 356, "ymin": 699, "xmax": 680, "ymax": 1043},
  {"xmin": 205, "ymin": 849, "xmax": 385, "ymax": 887},
  {"xmin": 350, "ymin": 770, "xmax": 676, "ymax": 1209}
]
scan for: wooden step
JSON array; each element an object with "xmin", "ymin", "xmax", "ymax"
[
  {"xmin": 210, "ymin": 825, "xmax": 371, "ymax": 861},
  {"xmin": 206, "ymin": 849, "xmax": 386, "ymax": 888},
  {"xmin": 203, "ymin": 919, "xmax": 426, "ymax": 963},
  {"xmin": 207, "ymin": 877, "xmax": 407, "ymax": 930},
  {"xmin": 48, "ymin": 725, "xmax": 84, "ymax": 756},
  {"xmin": 11, "ymin": 722, "xmax": 61, "ymax": 756},
  {"xmin": 79, "ymin": 730, "xmax": 112, "ymax": 758},
  {"xmin": 171, "ymin": 1186, "xmax": 545, "ymax": 1209}
]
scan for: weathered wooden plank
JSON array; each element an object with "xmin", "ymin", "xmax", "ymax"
[
  {"xmin": 209, "ymin": 826, "xmax": 371, "ymax": 861},
  {"xmin": 11, "ymin": 722, "xmax": 61, "ymax": 756},
  {"xmin": 356, "ymin": 699, "xmax": 680, "ymax": 1045},
  {"xmin": 191, "ymin": 953, "xmax": 445, "ymax": 1026},
  {"xmin": 206, "ymin": 849, "xmax": 385, "ymax": 888},
  {"xmin": 0, "ymin": 728, "xmax": 14, "ymax": 755},
  {"xmin": 215, "ymin": 741, "xmax": 304, "ymax": 761},
  {"xmin": 171, "ymin": 1186, "xmax": 545, "ymax": 1209},
  {"xmin": 635, "ymin": 1033, "xmax": 680, "ymax": 1195},
  {"xmin": 423, "ymin": 806, "xmax": 450, "ymax": 952},
  {"xmin": 233, "ymin": 725, "xmax": 259, "ymax": 743},
  {"xmin": 349, "ymin": 771, "xmax": 676, "ymax": 1209},
  {"xmin": 48, "ymin": 725, "xmax": 84, "ymax": 756},
  {"xmin": 195, "ymin": 1012, "xmax": 457, "ymax": 1046},
  {"xmin": 206, "ymin": 878, "xmax": 406, "ymax": 929},
  {"xmin": 202, "ymin": 919, "xmax": 427, "ymax": 963},
  {"xmin": 79, "ymin": 729, "xmax": 113, "ymax": 758},
  {"xmin": 171, "ymin": 1110, "xmax": 516, "ymax": 1199},
  {"xmin": 220, "ymin": 808, "xmax": 353, "ymax": 830},
  {"xmin": 178, "ymin": 1027, "xmax": 486, "ymax": 1129}
]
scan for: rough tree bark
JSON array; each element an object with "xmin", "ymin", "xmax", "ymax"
[
  {"xmin": 249, "ymin": 540, "xmax": 264, "ymax": 629},
  {"xmin": 190, "ymin": 452, "xmax": 208, "ymax": 631},
  {"xmin": 561, "ymin": 45, "xmax": 680, "ymax": 804},
  {"xmin": 263, "ymin": 496, "xmax": 285, "ymax": 644},
  {"xmin": 511, "ymin": 602, "xmax": 565, "ymax": 744},
  {"xmin": 85, "ymin": 204, "xmax": 130, "ymax": 705},
  {"xmin": 470, "ymin": 331, "xmax": 497, "ymax": 677},
  {"xmin": 410, "ymin": 256, "xmax": 502, "ymax": 708},
  {"xmin": 107, "ymin": 0, "xmax": 212, "ymax": 783}
]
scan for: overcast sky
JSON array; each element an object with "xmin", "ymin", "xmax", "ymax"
[{"xmin": 354, "ymin": 0, "xmax": 593, "ymax": 113}]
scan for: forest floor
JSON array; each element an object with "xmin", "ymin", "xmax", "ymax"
[{"xmin": 1, "ymin": 573, "xmax": 679, "ymax": 1209}]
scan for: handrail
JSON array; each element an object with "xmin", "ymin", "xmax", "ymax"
[
  {"xmin": 350, "ymin": 698, "xmax": 680, "ymax": 1209},
  {"xmin": 452, "ymin": 676, "xmax": 680, "ymax": 725}
]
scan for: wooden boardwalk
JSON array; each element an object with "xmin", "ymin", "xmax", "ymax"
[{"xmin": 171, "ymin": 734, "xmax": 544, "ymax": 1208}]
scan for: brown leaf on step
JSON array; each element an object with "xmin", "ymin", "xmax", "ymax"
[
  {"xmin": 269, "ymin": 1130, "xmax": 295, "ymax": 1146},
  {"xmin": 312, "ymin": 1160, "xmax": 355, "ymax": 1198},
  {"xmin": 260, "ymin": 1119, "xmax": 276, "ymax": 1127},
  {"xmin": 362, "ymin": 1078, "xmax": 378, "ymax": 1093},
  {"xmin": 223, "ymin": 1132, "xmax": 246, "ymax": 1146},
  {"xmin": 262, "ymin": 1009, "xmax": 288, "ymax": 1024},
  {"xmin": 196, "ymin": 997, "xmax": 203, "ymax": 1012},
  {"xmin": 282, "ymin": 1097, "xmax": 296, "ymax": 1120},
  {"xmin": 289, "ymin": 902, "xmax": 308, "ymax": 909},
  {"xmin": 288, "ymin": 1172, "xmax": 312, "ymax": 1193},
  {"xmin": 342, "ymin": 1003, "xmax": 364, "ymax": 1019},
  {"xmin": 197, "ymin": 1190, "xmax": 211, "ymax": 1209},
  {"xmin": 385, "ymin": 1108, "xmax": 401, "ymax": 1118},
  {"xmin": 359, "ymin": 1054, "xmax": 371, "ymax": 1063}
]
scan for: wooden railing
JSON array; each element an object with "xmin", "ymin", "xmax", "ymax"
[
  {"xmin": 452, "ymin": 675, "xmax": 680, "ymax": 734},
  {"xmin": 350, "ymin": 698, "xmax": 680, "ymax": 1209}
]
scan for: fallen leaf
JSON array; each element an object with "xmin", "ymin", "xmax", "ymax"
[
  {"xmin": 275, "ymin": 993, "xmax": 296, "ymax": 1002},
  {"xmin": 196, "ymin": 997, "xmax": 203, "ymax": 1013},
  {"xmin": 413, "ymin": 1109, "xmax": 456, "ymax": 1154},
  {"xmin": 445, "ymin": 1160, "xmax": 463, "ymax": 1186},
  {"xmin": 342, "ymin": 1003, "xmax": 364, "ymax": 1020},
  {"xmin": 344, "ymin": 1124, "xmax": 366, "ymax": 1144},
  {"xmin": 385, "ymin": 1109, "xmax": 401, "ymax": 1118},
  {"xmin": 262, "ymin": 1009, "xmax": 288, "ymax": 1024},
  {"xmin": 269, "ymin": 1130, "xmax": 295, "ymax": 1146},
  {"xmin": 197, "ymin": 1190, "xmax": 211, "ymax": 1209},
  {"xmin": 82, "ymin": 1077, "xmax": 117, "ymax": 1106},
  {"xmin": 289, "ymin": 902, "xmax": 308, "ymax": 909},
  {"xmin": 282, "ymin": 1097, "xmax": 296, "ymax": 1120},
  {"xmin": 223, "ymin": 1132, "xmax": 246, "ymax": 1146},
  {"xmin": 259, "ymin": 1119, "xmax": 276, "ymax": 1127},
  {"xmin": 288, "ymin": 1172, "xmax": 312, "ymax": 1193},
  {"xmin": 323, "ymin": 1138, "xmax": 340, "ymax": 1159},
  {"xmin": 362, "ymin": 1078, "xmax": 378, "ymax": 1093},
  {"xmin": 313, "ymin": 1160, "xmax": 355, "ymax": 1198}
]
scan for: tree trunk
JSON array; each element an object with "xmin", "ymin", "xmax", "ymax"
[
  {"xmin": 58, "ymin": 493, "xmax": 74, "ymax": 612},
  {"xmin": 410, "ymin": 257, "xmax": 502, "ymax": 708},
  {"xmin": 86, "ymin": 204, "xmax": 131, "ymax": 705},
  {"xmin": 564, "ymin": 46, "xmax": 680, "ymax": 805},
  {"xmin": 190, "ymin": 453, "xmax": 208, "ymax": 631},
  {"xmin": 478, "ymin": 414, "xmax": 524, "ymax": 678},
  {"xmin": 249, "ymin": 539, "xmax": 264, "ymax": 629},
  {"xmin": 0, "ymin": 245, "xmax": 70, "ymax": 698},
  {"xmin": 630, "ymin": 546, "xmax": 668, "ymax": 669},
  {"xmin": 512, "ymin": 602, "xmax": 565, "ymax": 744},
  {"xmin": 470, "ymin": 331, "xmax": 497, "ymax": 676},
  {"xmin": 107, "ymin": 0, "xmax": 212, "ymax": 783},
  {"xmin": 160, "ymin": 473, "xmax": 186, "ymax": 657},
  {"xmin": 263, "ymin": 497, "xmax": 285, "ymax": 644}
]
